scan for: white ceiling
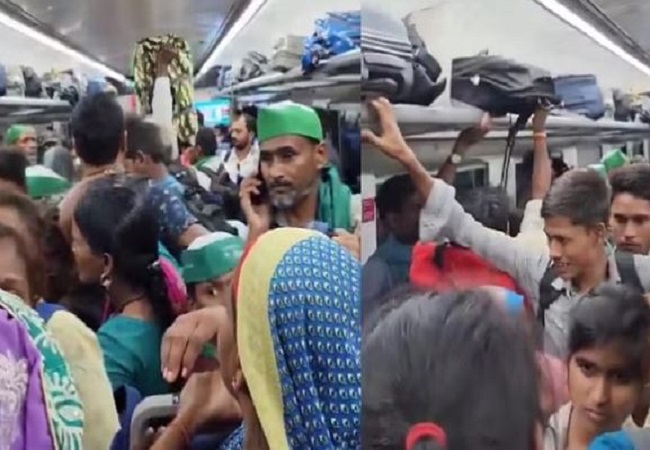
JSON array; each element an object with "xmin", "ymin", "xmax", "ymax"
[{"xmin": 0, "ymin": 21, "xmax": 105, "ymax": 75}]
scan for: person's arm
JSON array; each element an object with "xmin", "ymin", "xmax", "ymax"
[
  {"xmin": 416, "ymin": 170, "xmax": 548, "ymax": 295},
  {"xmin": 518, "ymin": 108, "xmax": 551, "ymax": 236},
  {"xmin": 146, "ymin": 185, "xmax": 208, "ymax": 250},
  {"xmin": 363, "ymin": 98, "xmax": 549, "ymax": 299},
  {"xmin": 436, "ymin": 113, "xmax": 491, "ymax": 184},
  {"xmin": 152, "ymin": 50, "xmax": 179, "ymax": 161},
  {"xmin": 530, "ymin": 109, "xmax": 551, "ymax": 200}
]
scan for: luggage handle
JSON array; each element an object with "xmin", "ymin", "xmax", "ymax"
[
  {"xmin": 499, "ymin": 99, "xmax": 554, "ymax": 188},
  {"xmin": 499, "ymin": 112, "xmax": 531, "ymax": 188}
]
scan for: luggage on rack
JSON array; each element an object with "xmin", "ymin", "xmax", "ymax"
[
  {"xmin": 22, "ymin": 66, "xmax": 43, "ymax": 98},
  {"xmin": 361, "ymin": 7, "xmax": 446, "ymax": 106},
  {"xmin": 613, "ymin": 89, "xmax": 640, "ymax": 122},
  {"xmin": 132, "ymin": 34, "xmax": 198, "ymax": 145},
  {"xmin": 451, "ymin": 53, "xmax": 559, "ymax": 116},
  {"xmin": 0, "ymin": 64, "xmax": 8, "ymax": 97},
  {"xmin": 87, "ymin": 78, "xmax": 109, "ymax": 96},
  {"xmin": 42, "ymin": 70, "xmax": 84, "ymax": 105},
  {"xmin": 6, "ymin": 65, "xmax": 25, "ymax": 97},
  {"xmin": 271, "ymin": 35, "xmax": 305, "ymax": 72},
  {"xmin": 302, "ymin": 11, "xmax": 361, "ymax": 73},
  {"xmin": 451, "ymin": 53, "xmax": 559, "ymax": 188},
  {"xmin": 553, "ymin": 74, "xmax": 605, "ymax": 120},
  {"xmin": 232, "ymin": 51, "xmax": 268, "ymax": 82}
]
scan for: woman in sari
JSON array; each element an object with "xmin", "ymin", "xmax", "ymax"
[
  {"xmin": 0, "ymin": 285, "xmax": 84, "ymax": 450},
  {"xmin": 152, "ymin": 227, "xmax": 361, "ymax": 450}
]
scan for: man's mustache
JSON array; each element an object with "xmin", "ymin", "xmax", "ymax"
[{"xmin": 268, "ymin": 181, "xmax": 294, "ymax": 190}]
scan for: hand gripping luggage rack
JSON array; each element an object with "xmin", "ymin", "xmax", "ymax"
[{"xmin": 361, "ymin": 103, "xmax": 650, "ymax": 170}]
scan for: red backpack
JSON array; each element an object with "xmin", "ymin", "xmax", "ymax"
[{"xmin": 409, "ymin": 241, "xmax": 533, "ymax": 316}]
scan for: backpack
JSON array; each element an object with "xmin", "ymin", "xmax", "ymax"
[
  {"xmin": 537, "ymin": 250, "xmax": 643, "ymax": 327},
  {"xmin": 409, "ymin": 241, "xmax": 534, "ymax": 315},
  {"xmin": 167, "ymin": 163, "xmax": 236, "ymax": 236}
]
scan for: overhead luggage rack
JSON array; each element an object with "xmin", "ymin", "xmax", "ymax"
[
  {"xmin": 215, "ymin": 52, "xmax": 361, "ymax": 107},
  {"xmin": 365, "ymin": 104, "xmax": 650, "ymax": 145},
  {"xmin": 0, "ymin": 97, "xmax": 73, "ymax": 125}
]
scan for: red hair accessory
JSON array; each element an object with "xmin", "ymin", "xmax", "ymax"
[{"xmin": 405, "ymin": 422, "xmax": 447, "ymax": 450}]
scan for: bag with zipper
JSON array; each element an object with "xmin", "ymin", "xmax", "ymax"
[
  {"xmin": 553, "ymin": 74, "xmax": 605, "ymax": 120},
  {"xmin": 22, "ymin": 66, "xmax": 43, "ymax": 98},
  {"xmin": 362, "ymin": 8, "xmax": 446, "ymax": 106},
  {"xmin": 451, "ymin": 53, "xmax": 560, "ymax": 188},
  {"xmin": 132, "ymin": 34, "xmax": 198, "ymax": 145},
  {"xmin": 451, "ymin": 53, "xmax": 559, "ymax": 116}
]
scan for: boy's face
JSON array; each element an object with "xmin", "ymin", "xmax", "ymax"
[
  {"xmin": 544, "ymin": 216, "xmax": 606, "ymax": 281},
  {"xmin": 610, "ymin": 192, "xmax": 650, "ymax": 255}
]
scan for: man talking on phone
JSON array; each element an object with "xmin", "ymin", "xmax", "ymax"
[{"xmin": 239, "ymin": 101, "xmax": 360, "ymax": 259}]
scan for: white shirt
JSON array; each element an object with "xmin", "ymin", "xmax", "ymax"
[{"xmin": 223, "ymin": 143, "xmax": 260, "ymax": 184}]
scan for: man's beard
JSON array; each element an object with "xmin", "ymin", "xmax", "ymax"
[
  {"xmin": 233, "ymin": 139, "xmax": 249, "ymax": 150},
  {"xmin": 269, "ymin": 182, "xmax": 316, "ymax": 210}
]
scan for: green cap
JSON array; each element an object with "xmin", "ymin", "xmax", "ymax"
[
  {"xmin": 600, "ymin": 149, "xmax": 628, "ymax": 172},
  {"xmin": 256, "ymin": 101, "xmax": 323, "ymax": 143},
  {"xmin": 5, "ymin": 125, "xmax": 34, "ymax": 145},
  {"xmin": 26, "ymin": 165, "xmax": 72, "ymax": 199},
  {"xmin": 181, "ymin": 232, "xmax": 244, "ymax": 284}
]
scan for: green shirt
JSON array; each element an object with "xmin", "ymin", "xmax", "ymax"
[{"xmin": 97, "ymin": 315, "xmax": 170, "ymax": 396}]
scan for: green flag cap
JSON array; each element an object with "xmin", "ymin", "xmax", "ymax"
[
  {"xmin": 257, "ymin": 101, "xmax": 323, "ymax": 143},
  {"xmin": 5, "ymin": 125, "xmax": 34, "ymax": 145},
  {"xmin": 181, "ymin": 232, "xmax": 244, "ymax": 284},
  {"xmin": 26, "ymin": 165, "xmax": 71, "ymax": 199}
]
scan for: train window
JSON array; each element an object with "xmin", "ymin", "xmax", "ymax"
[{"xmin": 453, "ymin": 163, "xmax": 488, "ymax": 194}]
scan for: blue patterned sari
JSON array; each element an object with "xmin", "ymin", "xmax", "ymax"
[{"xmin": 221, "ymin": 228, "xmax": 361, "ymax": 450}]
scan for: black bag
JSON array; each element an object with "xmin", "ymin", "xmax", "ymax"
[
  {"xmin": 168, "ymin": 164, "xmax": 236, "ymax": 235},
  {"xmin": 361, "ymin": 8, "xmax": 446, "ymax": 106},
  {"xmin": 452, "ymin": 53, "xmax": 560, "ymax": 187},
  {"xmin": 22, "ymin": 66, "xmax": 43, "ymax": 98},
  {"xmin": 451, "ymin": 54, "xmax": 558, "ymax": 116},
  {"xmin": 404, "ymin": 20, "xmax": 442, "ymax": 83}
]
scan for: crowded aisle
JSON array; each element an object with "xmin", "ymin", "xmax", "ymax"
[{"xmin": 5, "ymin": 0, "xmax": 650, "ymax": 449}]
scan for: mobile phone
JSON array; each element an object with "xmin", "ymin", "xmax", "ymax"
[{"xmin": 250, "ymin": 162, "xmax": 268, "ymax": 206}]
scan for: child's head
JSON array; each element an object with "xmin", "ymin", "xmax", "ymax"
[{"xmin": 567, "ymin": 283, "xmax": 650, "ymax": 435}]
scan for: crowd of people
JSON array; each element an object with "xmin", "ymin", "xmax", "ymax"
[
  {"xmin": 0, "ymin": 48, "xmax": 361, "ymax": 450},
  {"xmin": 362, "ymin": 97, "xmax": 650, "ymax": 450},
  {"xmin": 2, "ymin": 44, "xmax": 650, "ymax": 450}
]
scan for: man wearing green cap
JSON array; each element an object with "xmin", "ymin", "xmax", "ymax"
[
  {"xmin": 5, "ymin": 124, "xmax": 37, "ymax": 164},
  {"xmin": 239, "ymin": 101, "xmax": 359, "ymax": 258},
  {"xmin": 180, "ymin": 232, "xmax": 244, "ymax": 309}
]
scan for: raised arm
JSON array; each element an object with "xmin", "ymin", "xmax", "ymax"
[{"xmin": 362, "ymin": 98, "xmax": 549, "ymax": 300}]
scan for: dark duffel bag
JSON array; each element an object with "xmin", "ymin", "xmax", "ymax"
[
  {"xmin": 553, "ymin": 74, "xmax": 605, "ymax": 120},
  {"xmin": 451, "ymin": 53, "xmax": 559, "ymax": 116}
]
